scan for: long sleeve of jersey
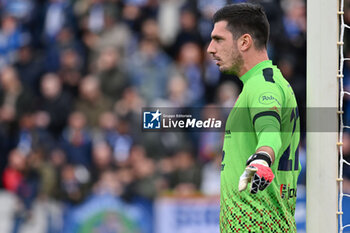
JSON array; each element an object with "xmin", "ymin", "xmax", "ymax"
[
  {"xmin": 246, "ymin": 79, "xmax": 283, "ymax": 157},
  {"xmin": 254, "ymin": 115, "xmax": 282, "ymax": 157}
]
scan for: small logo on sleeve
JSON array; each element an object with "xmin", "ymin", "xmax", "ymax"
[{"xmin": 259, "ymin": 92, "xmax": 281, "ymax": 106}]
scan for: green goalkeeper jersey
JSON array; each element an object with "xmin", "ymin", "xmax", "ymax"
[{"xmin": 220, "ymin": 60, "xmax": 301, "ymax": 233}]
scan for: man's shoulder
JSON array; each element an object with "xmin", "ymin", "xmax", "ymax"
[
  {"xmin": 243, "ymin": 74, "xmax": 280, "ymax": 94},
  {"xmin": 245, "ymin": 66, "xmax": 290, "ymax": 91}
]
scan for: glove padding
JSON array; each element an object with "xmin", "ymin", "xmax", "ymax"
[{"xmin": 238, "ymin": 160, "xmax": 274, "ymax": 194}]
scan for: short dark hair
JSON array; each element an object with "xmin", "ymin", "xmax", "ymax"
[{"xmin": 213, "ymin": 3, "xmax": 270, "ymax": 50}]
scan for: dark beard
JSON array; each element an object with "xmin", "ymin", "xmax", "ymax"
[{"xmin": 221, "ymin": 53, "xmax": 244, "ymax": 77}]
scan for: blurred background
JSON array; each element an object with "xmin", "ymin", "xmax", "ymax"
[{"xmin": 0, "ymin": 0, "xmax": 347, "ymax": 232}]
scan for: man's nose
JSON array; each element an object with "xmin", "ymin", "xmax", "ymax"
[{"xmin": 207, "ymin": 41, "xmax": 215, "ymax": 54}]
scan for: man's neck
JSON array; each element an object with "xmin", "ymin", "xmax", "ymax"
[{"xmin": 238, "ymin": 50, "xmax": 269, "ymax": 78}]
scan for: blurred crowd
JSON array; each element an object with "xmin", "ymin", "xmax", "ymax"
[{"xmin": 0, "ymin": 0, "xmax": 308, "ymax": 231}]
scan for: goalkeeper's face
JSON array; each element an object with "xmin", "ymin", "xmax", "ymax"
[{"xmin": 207, "ymin": 21, "xmax": 243, "ymax": 76}]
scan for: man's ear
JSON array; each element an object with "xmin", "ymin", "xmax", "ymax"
[{"xmin": 238, "ymin": 34, "xmax": 253, "ymax": 52}]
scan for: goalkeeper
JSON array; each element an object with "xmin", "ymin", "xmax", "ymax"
[{"xmin": 207, "ymin": 3, "xmax": 300, "ymax": 233}]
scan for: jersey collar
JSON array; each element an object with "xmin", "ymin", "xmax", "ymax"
[{"xmin": 239, "ymin": 60, "xmax": 273, "ymax": 85}]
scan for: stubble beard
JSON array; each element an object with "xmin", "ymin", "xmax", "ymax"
[{"xmin": 220, "ymin": 52, "xmax": 244, "ymax": 77}]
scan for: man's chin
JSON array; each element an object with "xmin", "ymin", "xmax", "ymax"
[
  {"xmin": 219, "ymin": 66, "xmax": 227, "ymax": 73},
  {"xmin": 220, "ymin": 67, "xmax": 233, "ymax": 75},
  {"xmin": 219, "ymin": 65, "xmax": 239, "ymax": 76}
]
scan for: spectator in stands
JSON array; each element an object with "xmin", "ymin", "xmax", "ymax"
[
  {"xmin": 57, "ymin": 164, "xmax": 90, "ymax": 204},
  {"xmin": 0, "ymin": 66, "xmax": 36, "ymax": 126},
  {"xmin": 2, "ymin": 148, "xmax": 25, "ymax": 192},
  {"xmin": 58, "ymin": 48, "xmax": 84, "ymax": 97},
  {"xmin": 274, "ymin": 0, "xmax": 306, "ymax": 75},
  {"xmin": 26, "ymin": 149, "xmax": 56, "ymax": 198},
  {"xmin": 93, "ymin": 111, "xmax": 119, "ymax": 145},
  {"xmin": 93, "ymin": 169, "xmax": 123, "ymax": 196},
  {"xmin": 12, "ymin": 152, "xmax": 40, "ymax": 233},
  {"xmin": 112, "ymin": 115, "xmax": 133, "ymax": 165},
  {"xmin": 96, "ymin": 47, "xmax": 129, "ymax": 101},
  {"xmin": 76, "ymin": 1, "xmax": 130, "ymax": 64},
  {"xmin": 176, "ymin": 42, "xmax": 205, "ymax": 105},
  {"xmin": 157, "ymin": 0, "xmax": 183, "ymax": 46},
  {"xmin": 0, "ymin": 14, "xmax": 30, "ymax": 67},
  {"xmin": 171, "ymin": 8, "xmax": 204, "ymax": 57},
  {"xmin": 121, "ymin": 1, "xmax": 143, "ymax": 32},
  {"xmin": 156, "ymin": 155, "xmax": 176, "ymax": 192},
  {"xmin": 45, "ymin": 26, "xmax": 85, "ymax": 73},
  {"xmin": 95, "ymin": 7, "xmax": 131, "ymax": 56},
  {"xmin": 43, "ymin": 0, "xmax": 76, "ymax": 43},
  {"xmin": 130, "ymin": 155, "xmax": 159, "ymax": 200},
  {"xmin": 115, "ymin": 165, "xmax": 134, "ymax": 199},
  {"xmin": 90, "ymin": 141, "xmax": 114, "ymax": 184},
  {"xmin": 170, "ymin": 150, "xmax": 201, "ymax": 196},
  {"xmin": 74, "ymin": 0, "xmax": 113, "ymax": 34},
  {"xmin": 15, "ymin": 112, "xmax": 55, "ymax": 156},
  {"xmin": 60, "ymin": 111, "xmax": 92, "ymax": 167},
  {"xmin": 153, "ymin": 74, "xmax": 191, "ymax": 108},
  {"xmin": 128, "ymin": 37, "xmax": 173, "ymax": 104},
  {"xmin": 114, "ymin": 86, "xmax": 143, "ymax": 120},
  {"xmin": 141, "ymin": 17, "xmax": 160, "ymax": 42},
  {"xmin": 49, "ymin": 148, "xmax": 67, "ymax": 199},
  {"xmin": 1, "ymin": 0, "xmax": 35, "ymax": 24},
  {"xmin": 39, "ymin": 73, "xmax": 73, "ymax": 138},
  {"xmin": 75, "ymin": 76, "xmax": 113, "ymax": 129},
  {"xmin": 14, "ymin": 44, "xmax": 44, "ymax": 95}
]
